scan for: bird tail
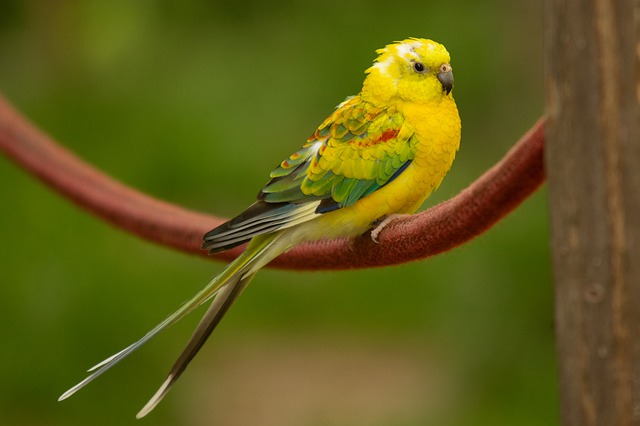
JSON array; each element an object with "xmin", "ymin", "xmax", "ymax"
[{"xmin": 59, "ymin": 233, "xmax": 284, "ymax": 415}]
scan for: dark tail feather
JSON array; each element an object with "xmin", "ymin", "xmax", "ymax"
[{"xmin": 136, "ymin": 272, "xmax": 256, "ymax": 418}]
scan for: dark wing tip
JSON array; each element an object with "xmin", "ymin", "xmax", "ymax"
[{"xmin": 202, "ymin": 201, "xmax": 289, "ymax": 254}]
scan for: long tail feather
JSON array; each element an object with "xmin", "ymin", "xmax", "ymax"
[
  {"xmin": 136, "ymin": 271, "xmax": 255, "ymax": 418},
  {"xmin": 59, "ymin": 233, "xmax": 281, "ymax": 403}
]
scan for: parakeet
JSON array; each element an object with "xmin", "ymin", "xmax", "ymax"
[{"xmin": 59, "ymin": 37, "xmax": 461, "ymax": 418}]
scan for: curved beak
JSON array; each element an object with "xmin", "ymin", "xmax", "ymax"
[{"xmin": 437, "ymin": 69, "xmax": 454, "ymax": 95}]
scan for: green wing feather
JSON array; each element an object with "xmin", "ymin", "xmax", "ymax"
[
  {"xmin": 204, "ymin": 96, "xmax": 417, "ymax": 254},
  {"xmin": 260, "ymin": 96, "xmax": 417, "ymax": 211}
]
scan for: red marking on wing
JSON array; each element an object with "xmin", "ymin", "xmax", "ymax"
[
  {"xmin": 379, "ymin": 129, "xmax": 399, "ymax": 142},
  {"xmin": 359, "ymin": 128, "xmax": 399, "ymax": 147}
]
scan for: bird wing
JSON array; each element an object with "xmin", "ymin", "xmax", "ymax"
[{"xmin": 203, "ymin": 96, "xmax": 417, "ymax": 253}]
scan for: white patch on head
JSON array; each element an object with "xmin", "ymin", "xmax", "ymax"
[
  {"xmin": 396, "ymin": 42, "xmax": 422, "ymax": 62},
  {"xmin": 373, "ymin": 55, "xmax": 394, "ymax": 76},
  {"xmin": 372, "ymin": 39, "xmax": 434, "ymax": 77}
]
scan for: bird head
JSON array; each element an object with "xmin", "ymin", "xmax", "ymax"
[{"xmin": 362, "ymin": 38, "xmax": 454, "ymax": 105}]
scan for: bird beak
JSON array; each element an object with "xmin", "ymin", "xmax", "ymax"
[{"xmin": 437, "ymin": 69, "xmax": 454, "ymax": 95}]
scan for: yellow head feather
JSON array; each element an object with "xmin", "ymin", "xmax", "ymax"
[{"xmin": 362, "ymin": 38, "xmax": 453, "ymax": 105}]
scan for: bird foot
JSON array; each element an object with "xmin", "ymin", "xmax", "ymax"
[{"xmin": 370, "ymin": 214, "xmax": 410, "ymax": 243}]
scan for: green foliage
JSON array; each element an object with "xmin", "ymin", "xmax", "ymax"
[{"xmin": 0, "ymin": 1, "xmax": 551, "ymax": 425}]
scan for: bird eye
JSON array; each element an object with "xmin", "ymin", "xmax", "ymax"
[{"xmin": 413, "ymin": 62, "xmax": 426, "ymax": 73}]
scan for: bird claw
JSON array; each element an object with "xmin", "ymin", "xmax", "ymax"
[{"xmin": 370, "ymin": 214, "xmax": 409, "ymax": 243}]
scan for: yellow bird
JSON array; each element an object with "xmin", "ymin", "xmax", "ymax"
[{"xmin": 60, "ymin": 37, "xmax": 461, "ymax": 418}]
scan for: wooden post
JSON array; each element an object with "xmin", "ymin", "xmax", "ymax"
[{"xmin": 545, "ymin": 0, "xmax": 640, "ymax": 425}]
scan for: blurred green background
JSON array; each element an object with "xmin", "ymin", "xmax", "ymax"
[{"xmin": 0, "ymin": 1, "xmax": 552, "ymax": 425}]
